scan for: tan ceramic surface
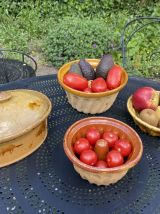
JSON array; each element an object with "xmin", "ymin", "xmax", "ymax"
[
  {"xmin": 66, "ymin": 91, "xmax": 119, "ymax": 114},
  {"xmin": 0, "ymin": 89, "xmax": 51, "ymax": 143},
  {"xmin": 74, "ymin": 164, "xmax": 128, "ymax": 186},
  {"xmin": 0, "ymin": 120, "xmax": 47, "ymax": 168},
  {"xmin": 0, "ymin": 89, "xmax": 52, "ymax": 167},
  {"xmin": 127, "ymin": 96, "xmax": 160, "ymax": 137}
]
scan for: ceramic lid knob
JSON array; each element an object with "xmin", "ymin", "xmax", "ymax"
[{"xmin": 0, "ymin": 92, "xmax": 11, "ymax": 102}]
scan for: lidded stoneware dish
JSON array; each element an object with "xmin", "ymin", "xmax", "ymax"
[{"xmin": 0, "ymin": 89, "xmax": 52, "ymax": 167}]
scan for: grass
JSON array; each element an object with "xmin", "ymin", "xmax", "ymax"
[{"xmin": 0, "ymin": 1, "xmax": 160, "ymax": 78}]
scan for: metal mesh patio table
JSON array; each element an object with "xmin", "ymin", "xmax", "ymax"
[{"xmin": 0, "ymin": 74, "xmax": 159, "ymax": 214}]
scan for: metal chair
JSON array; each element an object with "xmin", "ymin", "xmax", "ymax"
[
  {"xmin": 0, "ymin": 49, "xmax": 37, "ymax": 84},
  {"xmin": 121, "ymin": 16, "xmax": 160, "ymax": 79}
]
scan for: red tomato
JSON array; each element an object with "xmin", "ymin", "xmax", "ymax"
[
  {"xmin": 89, "ymin": 144, "xmax": 94, "ymax": 150},
  {"xmin": 83, "ymin": 87, "xmax": 92, "ymax": 93},
  {"xmin": 80, "ymin": 150, "xmax": 98, "ymax": 166},
  {"xmin": 86, "ymin": 127, "xmax": 101, "ymax": 145},
  {"xmin": 106, "ymin": 65, "xmax": 123, "ymax": 90},
  {"xmin": 114, "ymin": 139, "xmax": 132, "ymax": 157},
  {"xmin": 63, "ymin": 72, "xmax": 88, "ymax": 91},
  {"xmin": 94, "ymin": 139, "xmax": 109, "ymax": 160},
  {"xmin": 106, "ymin": 150, "xmax": 124, "ymax": 167},
  {"xmin": 103, "ymin": 131, "xmax": 118, "ymax": 148},
  {"xmin": 74, "ymin": 138, "xmax": 91, "ymax": 155},
  {"xmin": 91, "ymin": 77, "xmax": 107, "ymax": 92},
  {"xmin": 95, "ymin": 160, "xmax": 108, "ymax": 168}
]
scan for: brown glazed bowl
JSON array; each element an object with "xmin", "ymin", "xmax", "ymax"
[
  {"xmin": 64, "ymin": 117, "xmax": 143, "ymax": 186},
  {"xmin": 58, "ymin": 59, "xmax": 128, "ymax": 114},
  {"xmin": 0, "ymin": 90, "xmax": 52, "ymax": 167}
]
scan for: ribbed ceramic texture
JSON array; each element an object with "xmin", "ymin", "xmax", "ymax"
[
  {"xmin": 127, "ymin": 96, "xmax": 160, "ymax": 137},
  {"xmin": 66, "ymin": 91, "xmax": 118, "ymax": 114},
  {"xmin": 74, "ymin": 165, "xmax": 128, "ymax": 186},
  {"xmin": 0, "ymin": 75, "xmax": 159, "ymax": 214}
]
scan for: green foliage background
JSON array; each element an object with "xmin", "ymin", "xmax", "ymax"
[{"xmin": 0, "ymin": 0, "xmax": 160, "ymax": 77}]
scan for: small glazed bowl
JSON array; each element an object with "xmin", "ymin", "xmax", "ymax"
[
  {"xmin": 127, "ymin": 95, "xmax": 160, "ymax": 137},
  {"xmin": 58, "ymin": 59, "xmax": 128, "ymax": 114},
  {"xmin": 63, "ymin": 117, "xmax": 143, "ymax": 186}
]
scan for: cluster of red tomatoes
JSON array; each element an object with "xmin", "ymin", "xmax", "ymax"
[
  {"xmin": 73, "ymin": 127, "xmax": 132, "ymax": 168},
  {"xmin": 63, "ymin": 65, "xmax": 123, "ymax": 93}
]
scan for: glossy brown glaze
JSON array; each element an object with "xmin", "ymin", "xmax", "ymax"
[{"xmin": 64, "ymin": 117, "xmax": 143, "ymax": 173}]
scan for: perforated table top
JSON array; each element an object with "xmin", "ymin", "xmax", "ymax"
[{"xmin": 0, "ymin": 75, "xmax": 159, "ymax": 214}]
